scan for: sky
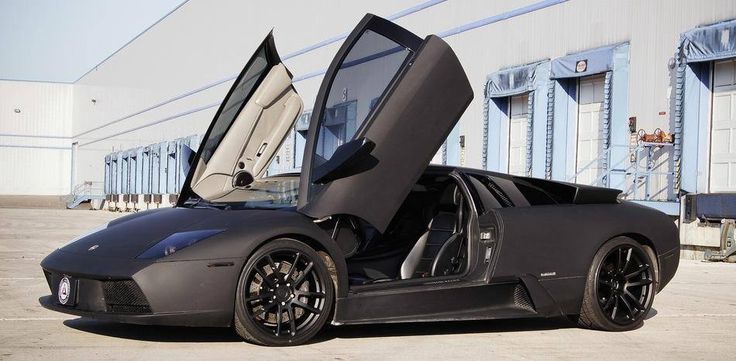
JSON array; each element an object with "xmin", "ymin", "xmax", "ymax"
[{"xmin": 0, "ymin": 0, "xmax": 187, "ymax": 83}]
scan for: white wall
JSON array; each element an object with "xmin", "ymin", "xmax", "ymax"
[
  {"xmin": 4, "ymin": 0, "xmax": 736, "ymax": 196},
  {"xmin": 0, "ymin": 80, "xmax": 73, "ymax": 195},
  {"xmin": 71, "ymin": 0, "xmax": 736, "ymax": 183},
  {"xmin": 71, "ymin": 0, "xmax": 419, "ymax": 184}
]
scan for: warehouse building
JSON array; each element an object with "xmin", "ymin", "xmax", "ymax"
[{"xmin": 1, "ymin": 0, "xmax": 736, "ymax": 258}]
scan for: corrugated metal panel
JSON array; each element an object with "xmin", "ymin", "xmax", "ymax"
[
  {"xmin": 545, "ymin": 80, "xmax": 555, "ymax": 179},
  {"xmin": 674, "ymin": 56, "xmax": 685, "ymax": 194},
  {"xmin": 601, "ymin": 71, "xmax": 613, "ymax": 186},
  {"xmin": 0, "ymin": 81, "xmax": 73, "ymax": 195},
  {"xmin": 481, "ymin": 82, "xmax": 491, "ymax": 169},
  {"xmin": 525, "ymin": 91, "xmax": 534, "ymax": 177}
]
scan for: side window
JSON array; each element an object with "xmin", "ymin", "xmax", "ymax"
[
  {"xmin": 312, "ymin": 29, "xmax": 411, "ymax": 168},
  {"xmin": 200, "ymin": 48, "xmax": 270, "ymax": 163}
]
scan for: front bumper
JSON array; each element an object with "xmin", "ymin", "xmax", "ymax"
[
  {"xmin": 40, "ymin": 249, "xmax": 244, "ymax": 327},
  {"xmin": 39, "ymin": 295, "xmax": 226, "ymax": 326}
]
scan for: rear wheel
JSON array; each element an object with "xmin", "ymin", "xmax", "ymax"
[
  {"xmin": 578, "ymin": 237, "xmax": 657, "ymax": 331},
  {"xmin": 234, "ymin": 239, "xmax": 334, "ymax": 346}
]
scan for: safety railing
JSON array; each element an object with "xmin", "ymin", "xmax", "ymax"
[
  {"xmin": 66, "ymin": 181, "xmax": 105, "ymax": 209},
  {"xmin": 567, "ymin": 142, "xmax": 676, "ymax": 201},
  {"xmin": 629, "ymin": 142, "xmax": 675, "ymax": 201}
]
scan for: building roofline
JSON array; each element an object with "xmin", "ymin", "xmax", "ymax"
[{"xmin": 72, "ymin": 0, "xmax": 190, "ymax": 84}]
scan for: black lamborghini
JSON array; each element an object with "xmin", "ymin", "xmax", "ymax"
[{"xmin": 40, "ymin": 14, "xmax": 680, "ymax": 346}]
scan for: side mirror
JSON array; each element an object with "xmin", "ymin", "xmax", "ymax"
[{"xmin": 313, "ymin": 137, "xmax": 376, "ymax": 184}]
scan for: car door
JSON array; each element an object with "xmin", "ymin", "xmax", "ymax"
[
  {"xmin": 297, "ymin": 14, "xmax": 474, "ymax": 232},
  {"xmin": 178, "ymin": 33, "xmax": 303, "ymax": 204}
]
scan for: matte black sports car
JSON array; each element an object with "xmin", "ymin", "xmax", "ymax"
[{"xmin": 40, "ymin": 15, "xmax": 679, "ymax": 346}]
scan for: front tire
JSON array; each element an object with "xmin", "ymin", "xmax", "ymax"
[
  {"xmin": 234, "ymin": 239, "xmax": 334, "ymax": 346},
  {"xmin": 578, "ymin": 237, "xmax": 657, "ymax": 331}
]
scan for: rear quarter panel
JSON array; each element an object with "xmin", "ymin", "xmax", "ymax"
[{"xmin": 490, "ymin": 201, "xmax": 678, "ymax": 315}]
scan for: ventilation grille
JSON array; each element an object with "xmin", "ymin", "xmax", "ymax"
[
  {"xmin": 484, "ymin": 178, "xmax": 514, "ymax": 207},
  {"xmin": 106, "ymin": 304, "xmax": 152, "ymax": 314},
  {"xmin": 513, "ymin": 284, "xmax": 535, "ymax": 311},
  {"xmin": 102, "ymin": 280, "xmax": 151, "ymax": 314},
  {"xmin": 43, "ymin": 270, "xmax": 53, "ymax": 290}
]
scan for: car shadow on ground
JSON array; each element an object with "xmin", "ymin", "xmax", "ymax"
[
  {"xmin": 63, "ymin": 319, "xmax": 241, "ymax": 343},
  {"xmin": 312, "ymin": 317, "xmax": 576, "ymax": 343},
  {"xmin": 63, "ymin": 316, "xmax": 577, "ymax": 344}
]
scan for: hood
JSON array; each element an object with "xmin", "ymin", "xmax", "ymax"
[{"xmin": 59, "ymin": 208, "xmax": 223, "ymax": 259}]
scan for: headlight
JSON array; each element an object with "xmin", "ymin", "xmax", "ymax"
[
  {"xmin": 137, "ymin": 229, "xmax": 225, "ymax": 259},
  {"xmin": 60, "ymin": 222, "xmax": 109, "ymax": 250}
]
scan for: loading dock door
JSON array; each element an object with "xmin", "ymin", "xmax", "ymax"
[
  {"xmin": 508, "ymin": 93, "xmax": 529, "ymax": 176},
  {"xmin": 711, "ymin": 59, "xmax": 736, "ymax": 192},
  {"xmin": 575, "ymin": 75, "xmax": 606, "ymax": 185}
]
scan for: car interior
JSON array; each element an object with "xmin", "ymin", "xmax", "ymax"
[
  {"xmin": 318, "ymin": 172, "xmax": 471, "ymax": 286},
  {"xmin": 190, "ymin": 61, "xmax": 302, "ymax": 203}
]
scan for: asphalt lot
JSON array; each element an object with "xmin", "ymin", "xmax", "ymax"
[{"xmin": 0, "ymin": 208, "xmax": 735, "ymax": 360}]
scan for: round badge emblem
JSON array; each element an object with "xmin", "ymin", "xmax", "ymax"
[
  {"xmin": 58, "ymin": 276, "xmax": 71, "ymax": 305},
  {"xmin": 575, "ymin": 59, "xmax": 588, "ymax": 73}
]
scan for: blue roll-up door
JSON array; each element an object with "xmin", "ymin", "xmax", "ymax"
[
  {"xmin": 547, "ymin": 43, "xmax": 629, "ymax": 187},
  {"xmin": 676, "ymin": 19, "xmax": 736, "ymax": 194},
  {"xmin": 483, "ymin": 60, "xmax": 550, "ymax": 176}
]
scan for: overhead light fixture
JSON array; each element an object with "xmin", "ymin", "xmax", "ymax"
[{"xmin": 13, "ymin": 108, "xmax": 20, "ymax": 114}]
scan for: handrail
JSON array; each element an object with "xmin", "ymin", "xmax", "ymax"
[
  {"xmin": 65, "ymin": 181, "xmax": 105, "ymax": 208},
  {"xmin": 70, "ymin": 181, "xmax": 104, "ymax": 196},
  {"xmin": 567, "ymin": 144, "xmax": 629, "ymax": 183},
  {"xmin": 567, "ymin": 142, "xmax": 676, "ymax": 201}
]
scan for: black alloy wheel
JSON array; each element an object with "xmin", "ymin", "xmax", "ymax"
[
  {"xmin": 234, "ymin": 239, "xmax": 334, "ymax": 346},
  {"xmin": 579, "ymin": 237, "xmax": 657, "ymax": 331}
]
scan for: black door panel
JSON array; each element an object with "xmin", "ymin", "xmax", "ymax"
[{"xmin": 299, "ymin": 14, "xmax": 473, "ymax": 232}]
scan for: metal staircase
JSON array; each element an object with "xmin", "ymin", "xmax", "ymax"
[
  {"xmin": 66, "ymin": 181, "xmax": 105, "ymax": 209},
  {"xmin": 629, "ymin": 142, "xmax": 676, "ymax": 201},
  {"xmin": 567, "ymin": 142, "xmax": 677, "ymax": 212}
]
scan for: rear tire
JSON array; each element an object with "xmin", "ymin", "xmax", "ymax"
[
  {"xmin": 234, "ymin": 239, "xmax": 334, "ymax": 346},
  {"xmin": 578, "ymin": 237, "xmax": 657, "ymax": 331}
]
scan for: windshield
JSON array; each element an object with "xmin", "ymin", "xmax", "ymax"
[{"xmin": 183, "ymin": 175, "xmax": 299, "ymax": 210}]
